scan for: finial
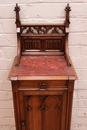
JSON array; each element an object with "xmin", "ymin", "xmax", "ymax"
[
  {"xmin": 65, "ymin": 3, "xmax": 71, "ymax": 12},
  {"xmin": 14, "ymin": 3, "xmax": 20, "ymax": 12}
]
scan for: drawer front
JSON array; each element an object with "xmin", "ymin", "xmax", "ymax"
[{"xmin": 18, "ymin": 80, "xmax": 67, "ymax": 89}]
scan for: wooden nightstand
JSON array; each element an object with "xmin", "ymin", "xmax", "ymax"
[{"xmin": 8, "ymin": 3, "xmax": 77, "ymax": 130}]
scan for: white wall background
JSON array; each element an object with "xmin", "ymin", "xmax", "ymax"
[{"xmin": 0, "ymin": 0, "xmax": 87, "ymax": 130}]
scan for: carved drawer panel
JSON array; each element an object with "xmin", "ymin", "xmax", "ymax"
[{"xmin": 18, "ymin": 80, "xmax": 67, "ymax": 89}]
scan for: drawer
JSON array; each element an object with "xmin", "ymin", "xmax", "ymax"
[{"xmin": 18, "ymin": 80, "xmax": 67, "ymax": 89}]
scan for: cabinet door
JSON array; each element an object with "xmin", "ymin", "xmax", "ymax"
[{"xmin": 19, "ymin": 90, "xmax": 67, "ymax": 130}]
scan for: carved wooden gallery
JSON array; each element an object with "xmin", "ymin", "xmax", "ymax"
[{"xmin": 8, "ymin": 3, "xmax": 77, "ymax": 130}]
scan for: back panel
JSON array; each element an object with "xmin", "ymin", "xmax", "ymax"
[{"xmin": 20, "ymin": 25, "xmax": 65, "ymax": 55}]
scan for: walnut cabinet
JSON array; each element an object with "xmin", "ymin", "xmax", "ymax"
[
  {"xmin": 11, "ymin": 78, "xmax": 75, "ymax": 130},
  {"xmin": 9, "ymin": 3, "xmax": 77, "ymax": 130}
]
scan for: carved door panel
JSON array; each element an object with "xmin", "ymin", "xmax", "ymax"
[{"xmin": 19, "ymin": 90, "xmax": 67, "ymax": 130}]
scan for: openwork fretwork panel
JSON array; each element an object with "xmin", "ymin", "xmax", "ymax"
[{"xmin": 21, "ymin": 26, "xmax": 65, "ymax": 35}]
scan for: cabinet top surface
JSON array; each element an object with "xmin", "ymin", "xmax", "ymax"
[{"xmin": 9, "ymin": 55, "xmax": 76, "ymax": 80}]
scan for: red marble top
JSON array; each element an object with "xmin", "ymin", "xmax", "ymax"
[{"xmin": 10, "ymin": 56, "xmax": 76, "ymax": 77}]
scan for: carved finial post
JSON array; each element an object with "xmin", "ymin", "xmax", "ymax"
[
  {"xmin": 64, "ymin": 4, "xmax": 71, "ymax": 67},
  {"xmin": 14, "ymin": 4, "xmax": 21, "ymax": 66},
  {"xmin": 14, "ymin": 3, "xmax": 21, "ymax": 27},
  {"xmin": 65, "ymin": 3, "xmax": 71, "ymax": 27}
]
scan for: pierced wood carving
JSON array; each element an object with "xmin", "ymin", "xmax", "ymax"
[{"xmin": 21, "ymin": 26, "xmax": 65, "ymax": 35}]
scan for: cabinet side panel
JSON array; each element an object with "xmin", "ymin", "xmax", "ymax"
[{"xmin": 12, "ymin": 81, "xmax": 21, "ymax": 130}]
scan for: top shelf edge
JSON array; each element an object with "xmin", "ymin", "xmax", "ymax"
[{"xmin": 20, "ymin": 24, "xmax": 65, "ymax": 27}]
